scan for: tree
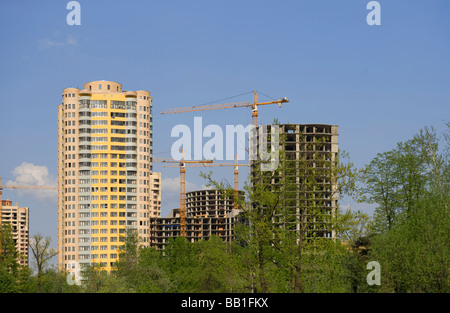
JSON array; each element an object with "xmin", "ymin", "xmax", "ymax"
[
  {"xmin": 135, "ymin": 247, "xmax": 173, "ymax": 292},
  {"xmin": 163, "ymin": 237, "xmax": 202, "ymax": 292},
  {"xmin": 335, "ymin": 208, "xmax": 374, "ymax": 293},
  {"xmin": 360, "ymin": 151, "xmax": 400, "ymax": 231},
  {"xmin": 201, "ymin": 132, "xmax": 359, "ymax": 293},
  {"xmin": 29, "ymin": 233, "xmax": 57, "ymax": 293},
  {"xmin": 364, "ymin": 125, "xmax": 449, "ymax": 292},
  {"xmin": 196, "ymin": 235, "xmax": 231, "ymax": 292},
  {"xmin": 360, "ymin": 126, "xmax": 444, "ymax": 232},
  {"xmin": 370, "ymin": 191, "xmax": 449, "ymax": 292},
  {"xmin": 115, "ymin": 229, "xmax": 139, "ymax": 287},
  {"xmin": 0, "ymin": 223, "xmax": 19, "ymax": 293},
  {"xmin": 0, "ymin": 223, "xmax": 31, "ymax": 293}
]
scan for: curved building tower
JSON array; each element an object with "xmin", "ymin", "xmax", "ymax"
[{"xmin": 57, "ymin": 81, "xmax": 160, "ymax": 272}]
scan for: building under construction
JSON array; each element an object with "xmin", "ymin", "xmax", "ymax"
[
  {"xmin": 250, "ymin": 123, "xmax": 339, "ymax": 239},
  {"xmin": 149, "ymin": 189, "xmax": 244, "ymax": 250},
  {"xmin": 148, "ymin": 123, "xmax": 339, "ymax": 248},
  {"xmin": 1, "ymin": 200, "xmax": 29, "ymax": 266}
]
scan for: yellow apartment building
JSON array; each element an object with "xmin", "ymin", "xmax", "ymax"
[{"xmin": 58, "ymin": 80, "xmax": 160, "ymax": 272}]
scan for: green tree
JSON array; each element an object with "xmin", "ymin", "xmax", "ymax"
[
  {"xmin": 360, "ymin": 151, "xmax": 400, "ymax": 231},
  {"xmin": 0, "ymin": 223, "xmax": 31, "ymax": 293},
  {"xmin": 135, "ymin": 247, "xmax": 173, "ymax": 292},
  {"xmin": 29, "ymin": 233, "xmax": 57, "ymax": 293},
  {"xmin": 82, "ymin": 264, "xmax": 132, "ymax": 293},
  {"xmin": 115, "ymin": 229, "xmax": 139, "ymax": 289},
  {"xmin": 335, "ymin": 208, "xmax": 374, "ymax": 293},
  {"xmin": 202, "ymin": 133, "xmax": 359, "ymax": 293},
  {"xmin": 196, "ymin": 235, "xmax": 231, "ymax": 292},
  {"xmin": 370, "ymin": 192, "xmax": 449, "ymax": 292},
  {"xmin": 360, "ymin": 126, "xmax": 445, "ymax": 232},
  {"xmin": 364, "ymin": 125, "xmax": 449, "ymax": 292},
  {"xmin": 163, "ymin": 237, "xmax": 202, "ymax": 292},
  {"xmin": 0, "ymin": 223, "xmax": 20, "ymax": 273}
]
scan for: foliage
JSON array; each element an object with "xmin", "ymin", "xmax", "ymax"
[
  {"xmin": 1, "ymin": 124, "xmax": 448, "ymax": 293},
  {"xmin": 364, "ymin": 124, "xmax": 449, "ymax": 293}
]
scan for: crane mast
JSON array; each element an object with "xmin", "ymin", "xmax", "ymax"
[
  {"xmin": 164, "ymin": 155, "xmax": 248, "ymax": 210},
  {"xmin": 153, "ymin": 153, "xmax": 213, "ymax": 237}
]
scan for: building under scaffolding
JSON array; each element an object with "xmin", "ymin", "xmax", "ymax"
[
  {"xmin": 250, "ymin": 123, "xmax": 339, "ymax": 239},
  {"xmin": 149, "ymin": 189, "xmax": 244, "ymax": 250}
]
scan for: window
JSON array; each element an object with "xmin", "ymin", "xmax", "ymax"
[
  {"xmin": 111, "ymin": 120, "xmax": 125, "ymax": 126},
  {"xmin": 91, "ymin": 100, "xmax": 107, "ymax": 109},
  {"xmin": 91, "ymin": 120, "xmax": 107, "ymax": 126},
  {"xmin": 110, "ymin": 101, "xmax": 125, "ymax": 109},
  {"xmin": 107, "ymin": 84, "xmax": 110, "ymax": 90},
  {"xmin": 91, "ymin": 112, "xmax": 107, "ymax": 117},
  {"xmin": 99, "ymin": 84, "xmax": 102, "ymax": 90},
  {"xmin": 92, "ymin": 145, "xmax": 107, "ymax": 151}
]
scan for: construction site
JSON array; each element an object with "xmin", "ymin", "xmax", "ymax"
[
  {"xmin": 147, "ymin": 90, "xmax": 339, "ymax": 250},
  {"xmin": 1, "ymin": 84, "xmax": 339, "ymax": 267}
]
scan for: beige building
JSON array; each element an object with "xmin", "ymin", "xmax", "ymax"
[
  {"xmin": 57, "ymin": 80, "xmax": 161, "ymax": 272},
  {"xmin": 1, "ymin": 200, "xmax": 29, "ymax": 266}
]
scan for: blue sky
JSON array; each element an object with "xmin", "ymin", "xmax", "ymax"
[{"xmin": 0, "ymin": 1, "xmax": 449, "ymax": 249}]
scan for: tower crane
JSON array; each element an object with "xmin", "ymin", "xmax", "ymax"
[
  {"xmin": 161, "ymin": 90, "xmax": 289, "ymax": 127},
  {"xmin": 165, "ymin": 155, "xmax": 248, "ymax": 210},
  {"xmin": 153, "ymin": 153, "xmax": 213, "ymax": 237},
  {"xmin": 0, "ymin": 177, "xmax": 57, "ymax": 228}
]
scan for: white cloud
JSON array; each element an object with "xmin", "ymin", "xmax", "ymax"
[
  {"xmin": 38, "ymin": 38, "xmax": 64, "ymax": 50},
  {"xmin": 66, "ymin": 35, "xmax": 77, "ymax": 46},
  {"xmin": 38, "ymin": 35, "xmax": 77, "ymax": 50},
  {"xmin": 160, "ymin": 176, "xmax": 209, "ymax": 214},
  {"xmin": 5, "ymin": 162, "xmax": 57, "ymax": 202}
]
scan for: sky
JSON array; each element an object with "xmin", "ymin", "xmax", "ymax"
[{"xmin": 0, "ymin": 0, "xmax": 449, "ymax": 251}]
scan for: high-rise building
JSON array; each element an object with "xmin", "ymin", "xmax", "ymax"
[
  {"xmin": 1, "ymin": 200, "xmax": 29, "ymax": 266},
  {"xmin": 250, "ymin": 124, "xmax": 339, "ymax": 239},
  {"xmin": 57, "ymin": 80, "xmax": 160, "ymax": 272}
]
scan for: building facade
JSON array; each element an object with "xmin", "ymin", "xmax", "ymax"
[
  {"xmin": 57, "ymin": 80, "xmax": 160, "ymax": 272},
  {"xmin": 1, "ymin": 200, "xmax": 29, "ymax": 266}
]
